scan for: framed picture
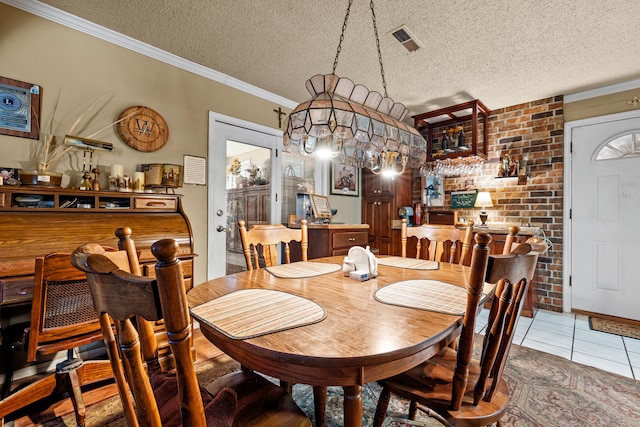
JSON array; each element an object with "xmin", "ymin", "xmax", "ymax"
[
  {"xmin": 0, "ymin": 76, "xmax": 41, "ymax": 139},
  {"xmin": 330, "ymin": 161, "xmax": 359, "ymax": 196},
  {"xmin": 423, "ymin": 175, "xmax": 444, "ymax": 207}
]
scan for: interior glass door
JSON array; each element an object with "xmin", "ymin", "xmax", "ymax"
[{"xmin": 225, "ymin": 141, "xmax": 271, "ymax": 274}]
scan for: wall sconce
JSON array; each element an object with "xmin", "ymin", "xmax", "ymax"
[{"xmin": 474, "ymin": 191, "xmax": 493, "ymax": 227}]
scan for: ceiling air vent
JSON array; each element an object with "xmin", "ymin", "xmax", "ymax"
[{"xmin": 391, "ymin": 26, "xmax": 421, "ymax": 52}]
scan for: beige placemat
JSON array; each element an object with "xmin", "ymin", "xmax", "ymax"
[
  {"xmin": 374, "ymin": 280, "xmax": 495, "ymax": 315},
  {"xmin": 377, "ymin": 256, "xmax": 440, "ymax": 270},
  {"xmin": 190, "ymin": 289, "xmax": 326, "ymax": 340},
  {"xmin": 265, "ymin": 261, "xmax": 341, "ymax": 278}
]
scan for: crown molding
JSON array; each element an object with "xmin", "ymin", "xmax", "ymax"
[
  {"xmin": 1, "ymin": 0, "xmax": 298, "ymax": 109},
  {"xmin": 565, "ymin": 78, "xmax": 640, "ymax": 103}
]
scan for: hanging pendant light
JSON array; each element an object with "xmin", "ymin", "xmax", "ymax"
[{"xmin": 282, "ymin": 0, "xmax": 427, "ymax": 176}]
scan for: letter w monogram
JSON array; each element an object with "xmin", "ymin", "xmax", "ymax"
[{"xmin": 134, "ymin": 118, "xmax": 156, "ymax": 136}]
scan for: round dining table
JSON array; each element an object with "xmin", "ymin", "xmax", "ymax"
[{"xmin": 187, "ymin": 255, "xmax": 479, "ymax": 427}]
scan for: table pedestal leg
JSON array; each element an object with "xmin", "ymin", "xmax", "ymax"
[{"xmin": 342, "ymin": 385, "xmax": 363, "ymax": 427}]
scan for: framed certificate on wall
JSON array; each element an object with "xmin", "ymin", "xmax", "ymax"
[{"xmin": 0, "ymin": 76, "xmax": 41, "ymax": 139}]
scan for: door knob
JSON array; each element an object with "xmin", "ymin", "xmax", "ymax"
[{"xmin": 216, "ymin": 225, "xmax": 228, "ymax": 232}]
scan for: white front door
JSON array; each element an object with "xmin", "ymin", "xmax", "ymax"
[
  {"xmin": 207, "ymin": 113, "xmax": 282, "ymax": 280},
  {"xmin": 570, "ymin": 115, "xmax": 640, "ymax": 320}
]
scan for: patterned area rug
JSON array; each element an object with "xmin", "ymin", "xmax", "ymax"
[
  {"xmin": 44, "ymin": 341, "xmax": 640, "ymax": 427},
  {"xmin": 589, "ymin": 316, "xmax": 640, "ymax": 340}
]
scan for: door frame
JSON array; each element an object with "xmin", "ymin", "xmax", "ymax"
[
  {"xmin": 563, "ymin": 108, "xmax": 640, "ymax": 313},
  {"xmin": 207, "ymin": 112, "xmax": 283, "ymax": 280}
]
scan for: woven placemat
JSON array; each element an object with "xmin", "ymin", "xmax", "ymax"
[
  {"xmin": 265, "ymin": 261, "xmax": 341, "ymax": 278},
  {"xmin": 190, "ymin": 289, "xmax": 326, "ymax": 340},
  {"xmin": 377, "ymin": 256, "xmax": 439, "ymax": 270},
  {"xmin": 374, "ymin": 280, "xmax": 494, "ymax": 315}
]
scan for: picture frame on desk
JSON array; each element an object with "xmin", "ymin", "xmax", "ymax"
[
  {"xmin": 0, "ymin": 76, "xmax": 41, "ymax": 139},
  {"xmin": 310, "ymin": 194, "xmax": 332, "ymax": 220},
  {"xmin": 330, "ymin": 161, "xmax": 359, "ymax": 196}
]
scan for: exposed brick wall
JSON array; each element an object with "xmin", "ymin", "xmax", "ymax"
[{"xmin": 413, "ymin": 96, "xmax": 565, "ymax": 312}]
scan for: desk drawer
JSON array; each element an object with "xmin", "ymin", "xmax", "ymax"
[
  {"xmin": 134, "ymin": 197, "xmax": 177, "ymax": 210},
  {"xmin": 144, "ymin": 259, "xmax": 193, "ymax": 278},
  {"xmin": 1, "ymin": 276, "xmax": 34, "ymax": 305},
  {"xmin": 333, "ymin": 231, "xmax": 368, "ymax": 249}
]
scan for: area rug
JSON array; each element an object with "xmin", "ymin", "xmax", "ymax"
[
  {"xmin": 39, "ymin": 343, "xmax": 640, "ymax": 427},
  {"xmin": 589, "ymin": 316, "xmax": 640, "ymax": 340}
]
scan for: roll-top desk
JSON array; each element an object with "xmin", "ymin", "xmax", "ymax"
[{"xmin": 0, "ymin": 186, "xmax": 195, "ymax": 364}]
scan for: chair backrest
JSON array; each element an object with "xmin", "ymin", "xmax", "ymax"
[
  {"xmin": 400, "ymin": 218, "xmax": 474, "ymax": 264},
  {"xmin": 448, "ymin": 231, "xmax": 491, "ymax": 410},
  {"xmin": 72, "ymin": 238, "xmax": 206, "ymax": 427},
  {"xmin": 26, "ymin": 247, "xmax": 131, "ymax": 362},
  {"xmin": 502, "ymin": 225, "xmax": 550, "ymax": 256},
  {"xmin": 502, "ymin": 225, "xmax": 520, "ymax": 254},
  {"xmin": 238, "ymin": 219, "xmax": 308, "ymax": 270},
  {"xmin": 451, "ymin": 241, "xmax": 542, "ymax": 411}
]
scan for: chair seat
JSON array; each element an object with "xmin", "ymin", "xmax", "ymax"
[
  {"xmin": 380, "ymin": 342, "xmax": 510, "ymax": 426},
  {"xmin": 206, "ymin": 370, "xmax": 311, "ymax": 427}
]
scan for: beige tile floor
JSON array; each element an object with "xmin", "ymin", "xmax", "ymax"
[{"xmin": 476, "ymin": 308, "xmax": 640, "ymax": 379}]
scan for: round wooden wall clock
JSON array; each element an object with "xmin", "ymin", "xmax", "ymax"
[{"xmin": 116, "ymin": 106, "xmax": 169, "ymax": 152}]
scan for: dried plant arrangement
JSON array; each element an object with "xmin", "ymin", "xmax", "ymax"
[{"xmin": 33, "ymin": 93, "xmax": 139, "ymax": 173}]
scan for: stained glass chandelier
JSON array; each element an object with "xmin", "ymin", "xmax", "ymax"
[{"xmin": 282, "ymin": 0, "xmax": 427, "ymax": 176}]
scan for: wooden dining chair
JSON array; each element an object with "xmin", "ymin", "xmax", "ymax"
[
  {"xmin": 400, "ymin": 218, "xmax": 475, "ymax": 264},
  {"xmin": 0, "ymin": 251, "xmax": 121, "ymax": 426},
  {"xmin": 72, "ymin": 238, "xmax": 311, "ymax": 427},
  {"xmin": 237, "ymin": 218, "xmax": 327, "ymax": 426},
  {"xmin": 238, "ymin": 219, "xmax": 308, "ymax": 270},
  {"xmin": 373, "ymin": 233, "xmax": 542, "ymax": 427}
]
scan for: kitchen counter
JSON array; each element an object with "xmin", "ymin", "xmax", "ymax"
[
  {"xmin": 471, "ymin": 223, "xmax": 540, "ymax": 236},
  {"xmin": 391, "ymin": 221, "xmax": 540, "ymax": 237}
]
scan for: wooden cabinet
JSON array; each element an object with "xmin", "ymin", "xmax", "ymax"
[
  {"xmin": 425, "ymin": 209, "xmax": 458, "ymax": 225},
  {"xmin": 361, "ymin": 168, "xmax": 412, "ymax": 255},
  {"xmin": 226, "ymin": 185, "xmax": 270, "ymax": 252},
  {"xmin": 307, "ymin": 225, "xmax": 369, "ymax": 258},
  {"xmin": 413, "ymin": 100, "xmax": 489, "ymax": 161}
]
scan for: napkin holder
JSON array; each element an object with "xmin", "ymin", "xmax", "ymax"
[{"xmin": 344, "ymin": 246, "xmax": 378, "ymax": 280}]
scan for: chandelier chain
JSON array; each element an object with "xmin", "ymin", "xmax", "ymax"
[
  {"xmin": 332, "ymin": 0, "xmax": 388, "ymax": 98},
  {"xmin": 369, "ymin": 0, "xmax": 388, "ymax": 98},
  {"xmin": 332, "ymin": 0, "xmax": 353, "ymax": 75}
]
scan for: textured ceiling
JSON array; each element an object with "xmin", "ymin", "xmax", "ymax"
[{"xmin": 33, "ymin": 0, "xmax": 640, "ymax": 115}]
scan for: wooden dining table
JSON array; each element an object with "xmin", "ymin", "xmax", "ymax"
[{"xmin": 187, "ymin": 255, "xmax": 486, "ymax": 427}]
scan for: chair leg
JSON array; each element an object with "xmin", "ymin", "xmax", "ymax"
[
  {"xmin": 409, "ymin": 400, "xmax": 418, "ymax": 420},
  {"xmin": 65, "ymin": 369, "xmax": 86, "ymax": 427},
  {"xmin": 312, "ymin": 386, "xmax": 326, "ymax": 427},
  {"xmin": 280, "ymin": 380, "xmax": 293, "ymax": 394},
  {"xmin": 373, "ymin": 387, "xmax": 391, "ymax": 427}
]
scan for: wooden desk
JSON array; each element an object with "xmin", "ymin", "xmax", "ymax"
[
  {"xmin": 188, "ymin": 256, "xmax": 477, "ymax": 427},
  {"xmin": 0, "ymin": 186, "xmax": 194, "ymax": 368}
]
